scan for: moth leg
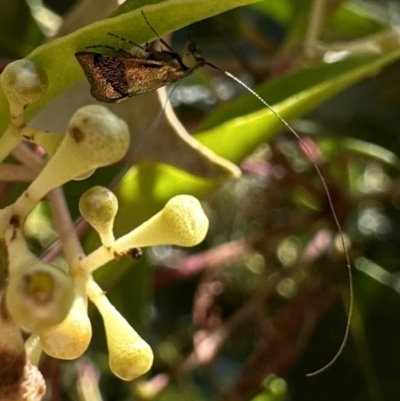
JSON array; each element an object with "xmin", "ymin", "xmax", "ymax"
[{"xmin": 107, "ymin": 33, "xmax": 145, "ymax": 51}]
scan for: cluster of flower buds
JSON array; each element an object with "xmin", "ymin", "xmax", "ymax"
[{"xmin": 0, "ymin": 59, "xmax": 209, "ymax": 400}]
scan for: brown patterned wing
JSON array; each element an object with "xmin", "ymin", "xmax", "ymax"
[{"xmin": 75, "ymin": 52, "xmax": 189, "ymax": 103}]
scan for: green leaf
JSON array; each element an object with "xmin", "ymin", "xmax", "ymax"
[{"xmin": 195, "ymin": 51, "xmax": 400, "ymax": 163}]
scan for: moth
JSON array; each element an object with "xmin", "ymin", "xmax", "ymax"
[
  {"xmin": 75, "ymin": 10, "xmax": 352, "ymax": 377},
  {"xmin": 75, "ymin": 11, "xmax": 216, "ymax": 103}
]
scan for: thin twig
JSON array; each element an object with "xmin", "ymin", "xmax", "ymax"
[
  {"xmin": 304, "ymin": 0, "xmax": 325, "ymax": 59},
  {"xmin": 12, "ymin": 142, "xmax": 44, "ymax": 169},
  {"xmin": 0, "ymin": 163, "xmax": 38, "ymax": 181},
  {"xmin": 47, "ymin": 187, "xmax": 85, "ymax": 267}
]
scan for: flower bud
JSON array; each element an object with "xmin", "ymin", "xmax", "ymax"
[
  {"xmin": 5, "ymin": 263, "xmax": 74, "ymax": 333},
  {"xmin": 1, "ymin": 59, "xmax": 48, "ymax": 106},
  {"xmin": 67, "ymin": 105, "xmax": 130, "ymax": 167},
  {"xmin": 79, "ymin": 186, "xmax": 118, "ymax": 246},
  {"xmin": 116, "ymin": 195, "xmax": 208, "ymax": 249},
  {"xmin": 5, "ymin": 227, "xmax": 74, "ymax": 332},
  {"xmin": 40, "ymin": 279, "xmax": 91, "ymax": 360},
  {"xmin": 12, "ymin": 105, "xmax": 130, "ymax": 218},
  {"xmin": 81, "ymin": 195, "xmax": 209, "ymax": 273},
  {"xmin": 88, "ymin": 280, "xmax": 153, "ymax": 380}
]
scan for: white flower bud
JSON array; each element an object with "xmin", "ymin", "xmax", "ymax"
[
  {"xmin": 67, "ymin": 105, "xmax": 130, "ymax": 167},
  {"xmin": 1, "ymin": 59, "xmax": 48, "ymax": 106}
]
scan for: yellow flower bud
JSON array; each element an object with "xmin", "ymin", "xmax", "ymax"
[
  {"xmin": 115, "ymin": 195, "xmax": 209, "ymax": 249},
  {"xmin": 81, "ymin": 195, "xmax": 209, "ymax": 273},
  {"xmin": 79, "ymin": 186, "xmax": 118, "ymax": 246},
  {"xmin": 88, "ymin": 280, "xmax": 153, "ymax": 380},
  {"xmin": 12, "ymin": 105, "xmax": 130, "ymax": 218},
  {"xmin": 39, "ymin": 277, "xmax": 91, "ymax": 360},
  {"xmin": 5, "ymin": 264, "xmax": 74, "ymax": 333},
  {"xmin": 5, "ymin": 227, "xmax": 74, "ymax": 333}
]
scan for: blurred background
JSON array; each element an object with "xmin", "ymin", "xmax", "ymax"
[{"xmin": 2, "ymin": 0, "xmax": 400, "ymax": 400}]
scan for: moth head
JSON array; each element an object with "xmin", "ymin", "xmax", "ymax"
[{"xmin": 181, "ymin": 40, "xmax": 204, "ymax": 69}]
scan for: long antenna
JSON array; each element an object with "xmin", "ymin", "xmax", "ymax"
[
  {"xmin": 141, "ymin": 10, "xmax": 176, "ymax": 54},
  {"xmin": 216, "ymin": 68, "xmax": 353, "ymax": 377}
]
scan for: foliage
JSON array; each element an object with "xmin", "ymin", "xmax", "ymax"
[{"xmin": 1, "ymin": 0, "xmax": 400, "ymax": 400}]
